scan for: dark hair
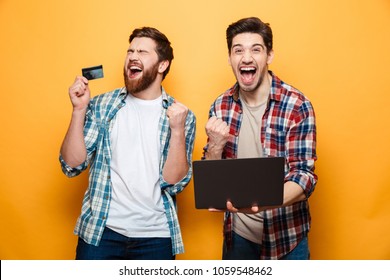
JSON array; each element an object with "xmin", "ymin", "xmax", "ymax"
[
  {"xmin": 129, "ymin": 27, "xmax": 174, "ymax": 80},
  {"xmin": 226, "ymin": 17, "xmax": 273, "ymax": 54}
]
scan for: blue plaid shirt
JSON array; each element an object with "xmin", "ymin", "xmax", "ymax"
[{"xmin": 60, "ymin": 87, "xmax": 196, "ymax": 255}]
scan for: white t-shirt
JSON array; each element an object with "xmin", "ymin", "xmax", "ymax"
[{"xmin": 106, "ymin": 93, "xmax": 170, "ymax": 238}]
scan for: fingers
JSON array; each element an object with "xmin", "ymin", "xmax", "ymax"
[
  {"xmin": 167, "ymin": 101, "xmax": 189, "ymax": 118},
  {"xmin": 208, "ymin": 207, "xmax": 225, "ymax": 212},
  {"xmin": 69, "ymin": 76, "xmax": 89, "ymax": 97},
  {"xmin": 205, "ymin": 117, "xmax": 230, "ymax": 152},
  {"xmin": 68, "ymin": 76, "xmax": 91, "ymax": 110},
  {"xmin": 226, "ymin": 201, "xmax": 237, "ymax": 212},
  {"xmin": 250, "ymin": 205, "xmax": 259, "ymax": 213},
  {"xmin": 208, "ymin": 202, "xmax": 260, "ymax": 214},
  {"xmin": 166, "ymin": 100, "xmax": 189, "ymax": 129},
  {"xmin": 75, "ymin": 75, "xmax": 89, "ymax": 85},
  {"xmin": 226, "ymin": 201, "xmax": 260, "ymax": 214},
  {"xmin": 206, "ymin": 116, "xmax": 229, "ymax": 135},
  {"xmin": 167, "ymin": 101, "xmax": 188, "ymax": 114}
]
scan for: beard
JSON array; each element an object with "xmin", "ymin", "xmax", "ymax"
[{"xmin": 124, "ymin": 61, "xmax": 159, "ymax": 94}]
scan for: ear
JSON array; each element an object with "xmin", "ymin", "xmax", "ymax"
[
  {"xmin": 267, "ymin": 49, "xmax": 274, "ymax": 65},
  {"xmin": 158, "ymin": 60, "xmax": 169, "ymax": 74}
]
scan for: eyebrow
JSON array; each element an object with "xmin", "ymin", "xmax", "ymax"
[
  {"xmin": 127, "ymin": 47, "xmax": 150, "ymax": 53},
  {"xmin": 232, "ymin": 43, "xmax": 265, "ymax": 49}
]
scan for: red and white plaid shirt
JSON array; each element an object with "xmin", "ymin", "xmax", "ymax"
[{"xmin": 203, "ymin": 71, "xmax": 318, "ymax": 259}]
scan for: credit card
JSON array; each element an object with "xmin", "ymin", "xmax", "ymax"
[{"xmin": 82, "ymin": 65, "xmax": 104, "ymax": 80}]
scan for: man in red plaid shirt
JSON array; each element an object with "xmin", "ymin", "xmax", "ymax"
[{"xmin": 203, "ymin": 17, "xmax": 318, "ymax": 260}]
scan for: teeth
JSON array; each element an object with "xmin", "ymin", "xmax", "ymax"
[
  {"xmin": 240, "ymin": 67, "xmax": 255, "ymax": 71},
  {"xmin": 130, "ymin": 66, "xmax": 142, "ymax": 71}
]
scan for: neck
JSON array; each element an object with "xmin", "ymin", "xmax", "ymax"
[
  {"xmin": 240, "ymin": 72, "xmax": 271, "ymax": 106},
  {"xmin": 130, "ymin": 78, "xmax": 163, "ymax": 100}
]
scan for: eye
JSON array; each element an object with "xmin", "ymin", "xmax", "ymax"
[
  {"xmin": 233, "ymin": 48, "xmax": 243, "ymax": 54},
  {"xmin": 138, "ymin": 49, "xmax": 148, "ymax": 54}
]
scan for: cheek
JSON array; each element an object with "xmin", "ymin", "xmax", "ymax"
[
  {"xmin": 228, "ymin": 54, "xmax": 240, "ymax": 66},
  {"xmin": 229, "ymin": 57, "xmax": 240, "ymax": 69}
]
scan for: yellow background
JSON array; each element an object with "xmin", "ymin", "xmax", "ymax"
[{"xmin": 1, "ymin": 0, "xmax": 389, "ymax": 260}]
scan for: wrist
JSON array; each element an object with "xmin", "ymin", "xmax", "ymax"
[
  {"xmin": 72, "ymin": 105, "xmax": 87, "ymax": 113},
  {"xmin": 170, "ymin": 128, "xmax": 185, "ymax": 138},
  {"xmin": 71, "ymin": 108, "xmax": 87, "ymax": 120},
  {"xmin": 206, "ymin": 144, "xmax": 224, "ymax": 160}
]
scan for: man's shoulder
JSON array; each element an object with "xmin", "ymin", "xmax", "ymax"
[
  {"xmin": 91, "ymin": 87, "xmax": 125, "ymax": 102},
  {"xmin": 88, "ymin": 88, "xmax": 125, "ymax": 109},
  {"xmin": 213, "ymin": 84, "xmax": 237, "ymax": 103},
  {"xmin": 273, "ymin": 75, "xmax": 312, "ymax": 106},
  {"xmin": 87, "ymin": 88, "xmax": 126, "ymax": 117}
]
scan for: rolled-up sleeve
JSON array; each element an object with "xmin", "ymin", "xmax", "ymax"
[
  {"xmin": 284, "ymin": 100, "xmax": 318, "ymax": 197},
  {"xmin": 59, "ymin": 154, "xmax": 88, "ymax": 178},
  {"xmin": 59, "ymin": 101, "xmax": 99, "ymax": 179}
]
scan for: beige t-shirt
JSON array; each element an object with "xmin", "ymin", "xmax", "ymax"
[{"xmin": 234, "ymin": 96, "xmax": 267, "ymax": 244}]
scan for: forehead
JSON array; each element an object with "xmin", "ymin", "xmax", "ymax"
[
  {"xmin": 129, "ymin": 37, "xmax": 157, "ymax": 51},
  {"xmin": 231, "ymin": 32, "xmax": 265, "ymax": 48}
]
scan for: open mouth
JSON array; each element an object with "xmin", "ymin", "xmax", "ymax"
[
  {"xmin": 128, "ymin": 65, "xmax": 143, "ymax": 79},
  {"xmin": 239, "ymin": 66, "xmax": 257, "ymax": 84}
]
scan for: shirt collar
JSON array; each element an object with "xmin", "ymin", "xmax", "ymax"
[
  {"xmin": 161, "ymin": 87, "xmax": 170, "ymax": 109},
  {"xmin": 268, "ymin": 71, "xmax": 283, "ymax": 102},
  {"xmin": 121, "ymin": 86, "xmax": 170, "ymax": 108}
]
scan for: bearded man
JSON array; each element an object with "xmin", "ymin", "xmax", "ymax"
[{"xmin": 59, "ymin": 27, "xmax": 196, "ymax": 260}]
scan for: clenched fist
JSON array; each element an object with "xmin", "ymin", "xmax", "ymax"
[
  {"xmin": 68, "ymin": 76, "xmax": 91, "ymax": 111},
  {"xmin": 205, "ymin": 116, "xmax": 230, "ymax": 159},
  {"xmin": 166, "ymin": 101, "xmax": 189, "ymax": 130}
]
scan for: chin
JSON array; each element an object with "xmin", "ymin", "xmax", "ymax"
[{"xmin": 239, "ymin": 83, "xmax": 256, "ymax": 93}]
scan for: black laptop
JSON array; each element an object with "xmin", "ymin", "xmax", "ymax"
[{"xmin": 192, "ymin": 157, "xmax": 285, "ymax": 209}]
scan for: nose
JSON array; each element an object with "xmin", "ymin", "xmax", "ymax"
[
  {"xmin": 242, "ymin": 50, "xmax": 253, "ymax": 63},
  {"xmin": 127, "ymin": 51, "xmax": 139, "ymax": 61}
]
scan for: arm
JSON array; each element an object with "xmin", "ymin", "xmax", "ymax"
[
  {"xmin": 162, "ymin": 101, "xmax": 190, "ymax": 184},
  {"xmin": 283, "ymin": 99, "xmax": 317, "ymax": 199},
  {"xmin": 60, "ymin": 76, "xmax": 91, "ymax": 168},
  {"xmin": 218, "ymin": 181, "xmax": 306, "ymax": 214}
]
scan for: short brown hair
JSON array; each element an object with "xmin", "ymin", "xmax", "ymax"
[
  {"xmin": 226, "ymin": 17, "xmax": 273, "ymax": 54},
  {"xmin": 129, "ymin": 27, "xmax": 174, "ymax": 80}
]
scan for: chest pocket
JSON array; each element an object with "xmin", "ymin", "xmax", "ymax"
[{"xmin": 263, "ymin": 126, "xmax": 286, "ymax": 157}]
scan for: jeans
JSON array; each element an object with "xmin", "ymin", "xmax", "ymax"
[
  {"xmin": 222, "ymin": 231, "xmax": 310, "ymax": 260},
  {"xmin": 76, "ymin": 227, "xmax": 174, "ymax": 260}
]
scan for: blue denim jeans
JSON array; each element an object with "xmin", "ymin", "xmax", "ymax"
[
  {"xmin": 76, "ymin": 227, "xmax": 174, "ymax": 260},
  {"xmin": 222, "ymin": 231, "xmax": 310, "ymax": 260}
]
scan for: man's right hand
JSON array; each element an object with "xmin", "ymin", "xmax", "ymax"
[
  {"xmin": 68, "ymin": 76, "xmax": 91, "ymax": 111},
  {"xmin": 60, "ymin": 76, "xmax": 90, "ymax": 167},
  {"xmin": 205, "ymin": 116, "xmax": 230, "ymax": 159}
]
